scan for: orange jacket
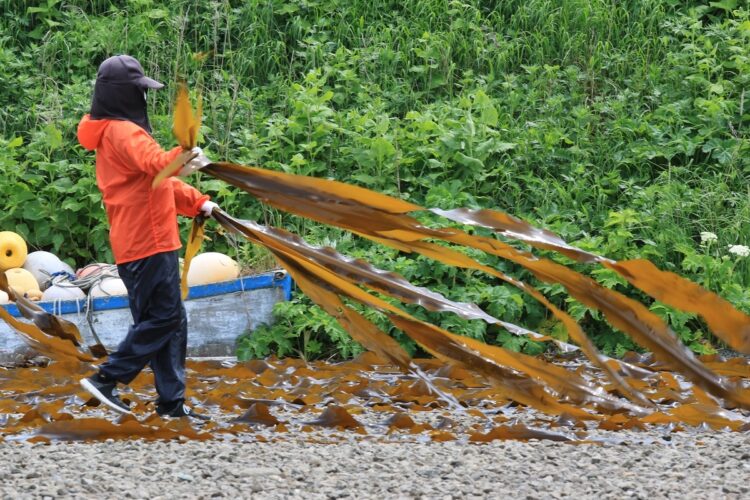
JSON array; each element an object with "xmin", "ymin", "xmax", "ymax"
[{"xmin": 77, "ymin": 114, "xmax": 209, "ymax": 264}]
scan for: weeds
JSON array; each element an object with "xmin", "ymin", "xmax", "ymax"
[{"xmin": 1, "ymin": 1, "xmax": 749, "ymax": 358}]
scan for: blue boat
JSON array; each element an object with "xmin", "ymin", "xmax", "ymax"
[{"xmin": 0, "ymin": 270, "xmax": 292, "ymax": 362}]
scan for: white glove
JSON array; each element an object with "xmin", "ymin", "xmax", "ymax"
[
  {"xmin": 200, "ymin": 200, "xmax": 219, "ymax": 217},
  {"xmin": 179, "ymin": 147, "xmax": 211, "ymax": 177}
]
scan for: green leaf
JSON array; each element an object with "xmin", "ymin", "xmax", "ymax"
[
  {"xmin": 454, "ymin": 152, "xmax": 484, "ymax": 171},
  {"xmin": 591, "ymin": 268, "xmax": 628, "ymax": 289},
  {"xmin": 350, "ymin": 173, "xmax": 379, "ymax": 186},
  {"xmin": 479, "ymin": 105, "xmax": 498, "ymax": 127},
  {"xmin": 275, "ymin": 4, "xmax": 299, "ymax": 15},
  {"xmin": 61, "ymin": 199, "xmax": 84, "ymax": 212},
  {"xmin": 22, "ymin": 202, "xmax": 45, "ymax": 221},
  {"xmin": 15, "ymin": 224, "xmax": 30, "ymax": 241},
  {"xmin": 370, "ymin": 137, "xmax": 395, "ymax": 162},
  {"xmin": 43, "ymin": 123, "xmax": 63, "ymax": 150},
  {"xmin": 495, "ymin": 142, "xmax": 517, "ymax": 152},
  {"xmin": 52, "ymin": 233, "xmax": 64, "ymax": 251},
  {"xmin": 146, "ymin": 8, "xmax": 168, "ymax": 19},
  {"xmin": 709, "ymin": 0, "xmax": 737, "ymax": 12}
]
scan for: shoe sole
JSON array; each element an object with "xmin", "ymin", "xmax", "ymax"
[{"xmin": 80, "ymin": 378, "xmax": 132, "ymax": 415}]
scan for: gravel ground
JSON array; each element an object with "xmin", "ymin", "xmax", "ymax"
[
  {"xmin": 2, "ymin": 354, "xmax": 749, "ymax": 498},
  {"xmin": 0, "ymin": 431, "xmax": 748, "ymax": 499}
]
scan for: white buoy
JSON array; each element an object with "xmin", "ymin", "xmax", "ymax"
[
  {"xmin": 90, "ymin": 277, "xmax": 128, "ymax": 298},
  {"xmin": 42, "ymin": 284, "xmax": 86, "ymax": 302},
  {"xmin": 186, "ymin": 252, "xmax": 240, "ymax": 286},
  {"xmin": 22, "ymin": 251, "xmax": 74, "ymax": 291},
  {"xmin": 58, "ymin": 260, "xmax": 75, "ymax": 276},
  {"xmin": 0, "ymin": 290, "xmax": 9, "ymax": 304}
]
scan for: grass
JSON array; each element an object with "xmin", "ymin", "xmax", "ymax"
[{"xmin": 0, "ymin": 0, "xmax": 749, "ymax": 358}]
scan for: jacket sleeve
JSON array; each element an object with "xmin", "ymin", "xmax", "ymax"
[
  {"xmin": 111, "ymin": 122, "xmax": 184, "ymax": 177},
  {"xmin": 168, "ymin": 177, "xmax": 210, "ymax": 217}
]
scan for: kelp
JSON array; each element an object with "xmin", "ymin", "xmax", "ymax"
[
  {"xmin": 171, "ymin": 82, "xmax": 202, "ymax": 149},
  {"xmin": 180, "ymin": 213, "xmax": 207, "ymax": 300},
  {"xmin": 0, "ymin": 351, "xmax": 749, "ymax": 442},
  {"xmin": 0, "ymin": 307, "xmax": 93, "ymax": 363},
  {"xmin": 234, "ymin": 402, "xmax": 280, "ymax": 426},
  {"xmin": 0, "ymin": 272, "xmax": 96, "ymax": 362},
  {"xmin": 2, "ymin": 353, "xmax": 744, "ymax": 443},
  {"xmin": 207, "ymin": 211, "xmax": 647, "ymax": 416},
  {"xmin": 151, "ymin": 83, "xmax": 202, "ymax": 188},
  {"xmin": 469, "ymin": 424, "xmax": 574, "ymax": 443},
  {"xmin": 2, "ymin": 83, "xmax": 750, "ymax": 442},
  {"xmin": 200, "ymin": 162, "xmax": 750, "ymax": 409},
  {"xmin": 434, "ymin": 208, "xmax": 750, "ymax": 353}
]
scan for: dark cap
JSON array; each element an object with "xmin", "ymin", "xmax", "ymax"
[{"xmin": 96, "ymin": 55, "xmax": 164, "ymax": 89}]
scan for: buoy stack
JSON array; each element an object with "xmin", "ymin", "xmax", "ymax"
[{"xmin": 0, "ymin": 231, "xmax": 242, "ymax": 304}]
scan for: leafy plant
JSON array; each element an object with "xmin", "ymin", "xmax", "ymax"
[{"xmin": 2, "ymin": 0, "xmax": 750, "ymax": 359}]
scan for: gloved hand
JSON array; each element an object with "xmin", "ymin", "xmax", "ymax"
[
  {"xmin": 200, "ymin": 200, "xmax": 219, "ymax": 218},
  {"xmin": 179, "ymin": 146, "xmax": 211, "ymax": 177}
]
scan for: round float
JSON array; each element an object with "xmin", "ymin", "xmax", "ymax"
[
  {"xmin": 42, "ymin": 284, "xmax": 86, "ymax": 302},
  {"xmin": 23, "ymin": 251, "xmax": 74, "ymax": 290},
  {"xmin": 186, "ymin": 252, "xmax": 240, "ymax": 286},
  {"xmin": 90, "ymin": 277, "xmax": 128, "ymax": 298},
  {"xmin": 5, "ymin": 267, "xmax": 40, "ymax": 296},
  {"xmin": 0, "ymin": 231, "xmax": 28, "ymax": 272}
]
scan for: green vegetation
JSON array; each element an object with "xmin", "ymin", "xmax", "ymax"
[{"xmin": 1, "ymin": 0, "xmax": 749, "ymax": 359}]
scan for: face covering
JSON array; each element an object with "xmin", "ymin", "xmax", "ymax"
[{"xmin": 90, "ymin": 80, "xmax": 153, "ymax": 134}]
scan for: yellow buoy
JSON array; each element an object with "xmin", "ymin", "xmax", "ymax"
[
  {"xmin": 0, "ymin": 231, "xmax": 28, "ymax": 272},
  {"xmin": 5, "ymin": 267, "xmax": 40, "ymax": 296},
  {"xmin": 186, "ymin": 252, "xmax": 240, "ymax": 286}
]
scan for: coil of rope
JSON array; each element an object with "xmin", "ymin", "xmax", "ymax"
[{"xmin": 40, "ymin": 264, "xmax": 120, "ymax": 351}]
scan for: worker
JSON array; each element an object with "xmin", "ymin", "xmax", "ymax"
[{"xmin": 77, "ymin": 55, "xmax": 214, "ymax": 419}]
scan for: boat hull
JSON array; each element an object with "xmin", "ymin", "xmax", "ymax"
[{"xmin": 0, "ymin": 271, "xmax": 292, "ymax": 362}]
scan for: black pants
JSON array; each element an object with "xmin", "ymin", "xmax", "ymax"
[{"xmin": 99, "ymin": 250, "xmax": 187, "ymax": 406}]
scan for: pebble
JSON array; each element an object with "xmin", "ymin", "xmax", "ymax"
[{"xmin": 0, "ymin": 432, "xmax": 747, "ymax": 498}]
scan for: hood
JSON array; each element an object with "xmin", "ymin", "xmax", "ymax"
[{"xmin": 77, "ymin": 114, "xmax": 112, "ymax": 151}]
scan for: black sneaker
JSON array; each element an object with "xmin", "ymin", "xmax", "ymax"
[
  {"xmin": 80, "ymin": 375, "xmax": 132, "ymax": 414},
  {"xmin": 156, "ymin": 402, "xmax": 209, "ymax": 421}
]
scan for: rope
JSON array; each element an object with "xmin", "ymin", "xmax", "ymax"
[
  {"xmin": 40, "ymin": 265, "xmax": 118, "ymax": 350},
  {"xmin": 45, "ymin": 264, "xmax": 120, "ymax": 291},
  {"xmin": 226, "ymin": 230, "xmax": 254, "ymax": 328}
]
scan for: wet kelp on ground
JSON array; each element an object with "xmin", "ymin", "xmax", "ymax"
[{"xmin": 0, "ymin": 353, "xmax": 748, "ymax": 443}]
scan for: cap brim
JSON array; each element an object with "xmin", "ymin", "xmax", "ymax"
[{"xmin": 136, "ymin": 76, "xmax": 164, "ymax": 89}]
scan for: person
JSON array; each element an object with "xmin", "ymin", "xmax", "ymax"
[{"xmin": 77, "ymin": 55, "xmax": 214, "ymax": 418}]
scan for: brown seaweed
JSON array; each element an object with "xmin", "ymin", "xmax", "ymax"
[
  {"xmin": 434, "ymin": 208, "xmax": 750, "ymax": 353},
  {"xmin": 211, "ymin": 211, "xmax": 640, "ymax": 415},
  {"xmin": 201, "ymin": 162, "xmax": 750, "ymax": 408},
  {"xmin": 235, "ymin": 402, "xmax": 280, "ymax": 426},
  {"xmin": 0, "ymin": 351, "xmax": 748, "ymax": 443},
  {"xmin": 469, "ymin": 424, "xmax": 574, "ymax": 443}
]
